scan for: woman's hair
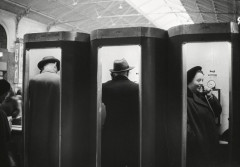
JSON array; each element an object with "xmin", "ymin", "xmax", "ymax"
[{"xmin": 187, "ymin": 66, "xmax": 203, "ymax": 85}]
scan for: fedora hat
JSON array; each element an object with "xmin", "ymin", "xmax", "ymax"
[
  {"xmin": 110, "ymin": 58, "xmax": 134, "ymax": 73},
  {"xmin": 37, "ymin": 56, "xmax": 60, "ymax": 71}
]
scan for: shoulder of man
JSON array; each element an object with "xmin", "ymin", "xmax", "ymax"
[
  {"xmin": 31, "ymin": 72, "xmax": 59, "ymax": 81},
  {"xmin": 102, "ymin": 80, "xmax": 113, "ymax": 87},
  {"xmin": 129, "ymin": 80, "xmax": 139, "ymax": 87}
]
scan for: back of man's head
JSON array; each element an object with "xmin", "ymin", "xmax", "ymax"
[
  {"xmin": 111, "ymin": 71, "xmax": 129, "ymax": 79},
  {"xmin": 41, "ymin": 62, "xmax": 58, "ymax": 73}
]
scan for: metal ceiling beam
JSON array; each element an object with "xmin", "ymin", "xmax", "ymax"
[
  {"xmin": 126, "ymin": 0, "xmax": 158, "ymax": 27},
  {"xmin": 68, "ymin": 0, "xmax": 124, "ymax": 5},
  {"xmin": 234, "ymin": 0, "xmax": 239, "ymax": 22},
  {"xmin": 96, "ymin": 0, "xmax": 146, "ymax": 28},
  {"xmin": 93, "ymin": 1, "xmax": 116, "ymax": 28},
  {"xmin": 95, "ymin": 1, "xmax": 115, "ymax": 18},
  {"xmin": 114, "ymin": 4, "xmax": 138, "ymax": 26},
  {"xmin": 16, "ymin": 7, "xmax": 30, "ymax": 36},
  {"xmin": 31, "ymin": 0, "xmax": 103, "ymax": 29},
  {"xmin": 3, "ymin": 0, "xmax": 87, "ymax": 32},
  {"xmin": 53, "ymin": 13, "xmax": 141, "ymax": 25},
  {"xmin": 195, "ymin": 0, "xmax": 205, "ymax": 23},
  {"xmin": 54, "ymin": 0, "xmax": 100, "ymax": 19},
  {"xmin": 211, "ymin": 0, "xmax": 219, "ymax": 22},
  {"xmin": 163, "ymin": 0, "xmax": 183, "ymax": 24}
]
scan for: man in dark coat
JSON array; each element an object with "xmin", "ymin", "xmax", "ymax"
[
  {"xmin": 102, "ymin": 58, "xmax": 139, "ymax": 167},
  {"xmin": 28, "ymin": 56, "xmax": 60, "ymax": 167},
  {"xmin": 0, "ymin": 79, "xmax": 11, "ymax": 167}
]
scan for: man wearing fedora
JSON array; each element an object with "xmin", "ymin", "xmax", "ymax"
[
  {"xmin": 102, "ymin": 58, "xmax": 139, "ymax": 167},
  {"xmin": 28, "ymin": 56, "xmax": 60, "ymax": 167}
]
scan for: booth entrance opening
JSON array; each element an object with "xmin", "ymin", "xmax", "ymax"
[
  {"xmin": 27, "ymin": 48, "xmax": 61, "ymax": 78},
  {"xmin": 26, "ymin": 47, "xmax": 62, "ymax": 167},
  {"xmin": 97, "ymin": 45, "xmax": 141, "ymax": 167},
  {"xmin": 183, "ymin": 42, "xmax": 231, "ymax": 166}
]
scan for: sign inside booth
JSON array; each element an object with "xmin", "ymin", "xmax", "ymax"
[{"xmin": 14, "ymin": 40, "xmax": 23, "ymax": 84}]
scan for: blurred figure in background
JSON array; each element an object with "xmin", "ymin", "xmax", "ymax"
[
  {"xmin": 15, "ymin": 89, "xmax": 22, "ymax": 97},
  {"xmin": 11, "ymin": 88, "xmax": 22, "ymax": 125},
  {"xmin": 1, "ymin": 88, "xmax": 21, "ymax": 121}
]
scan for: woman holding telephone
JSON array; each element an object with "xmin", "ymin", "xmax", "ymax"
[{"xmin": 187, "ymin": 66, "xmax": 222, "ymax": 167}]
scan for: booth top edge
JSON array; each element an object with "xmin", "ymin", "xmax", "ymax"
[
  {"xmin": 90, "ymin": 27, "xmax": 168, "ymax": 40},
  {"xmin": 168, "ymin": 22, "xmax": 239, "ymax": 37},
  {"xmin": 24, "ymin": 31, "xmax": 90, "ymax": 43}
]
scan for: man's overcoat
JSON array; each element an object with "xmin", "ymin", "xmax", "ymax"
[
  {"xmin": 28, "ymin": 71, "xmax": 60, "ymax": 167},
  {"xmin": 102, "ymin": 75, "xmax": 139, "ymax": 167}
]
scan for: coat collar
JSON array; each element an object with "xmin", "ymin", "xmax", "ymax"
[
  {"xmin": 112, "ymin": 75, "xmax": 129, "ymax": 81},
  {"xmin": 41, "ymin": 69, "xmax": 57, "ymax": 74},
  {"xmin": 188, "ymin": 88, "xmax": 209, "ymax": 108}
]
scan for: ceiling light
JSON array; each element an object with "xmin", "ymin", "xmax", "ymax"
[
  {"xmin": 119, "ymin": 4, "xmax": 123, "ymax": 9},
  {"xmin": 97, "ymin": 15, "xmax": 102, "ymax": 19},
  {"xmin": 127, "ymin": 0, "xmax": 193, "ymax": 30},
  {"xmin": 0, "ymin": 52, "xmax": 3, "ymax": 57},
  {"xmin": 72, "ymin": 0, "xmax": 78, "ymax": 6}
]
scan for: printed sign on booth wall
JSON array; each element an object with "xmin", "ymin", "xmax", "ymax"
[
  {"xmin": 18, "ymin": 42, "xmax": 23, "ymax": 83},
  {"xmin": 14, "ymin": 42, "xmax": 19, "ymax": 83},
  {"xmin": 14, "ymin": 39, "xmax": 23, "ymax": 84}
]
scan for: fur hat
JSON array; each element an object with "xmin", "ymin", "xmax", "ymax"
[
  {"xmin": 37, "ymin": 56, "xmax": 60, "ymax": 71},
  {"xmin": 187, "ymin": 66, "xmax": 202, "ymax": 85}
]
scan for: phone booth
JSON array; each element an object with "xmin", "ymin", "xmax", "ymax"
[
  {"xmin": 90, "ymin": 27, "xmax": 168, "ymax": 167},
  {"xmin": 166, "ymin": 22, "xmax": 240, "ymax": 167},
  {"xmin": 23, "ymin": 31, "xmax": 94, "ymax": 167}
]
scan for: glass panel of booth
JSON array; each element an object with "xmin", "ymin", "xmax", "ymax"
[
  {"xmin": 99, "ymin": 45, "xmax": 141, "ymax": 84},
  {"xmin": 24, "ymin": 47, "xmax": 61, "ymax": 166},
  {"xmin": 97, "ymin": 45, "xmax": 141, "ymax": 166},
  {"xmin": 183, "ymin": 42, "xmax": 231, "ymax": 165},
  {"xmin": 27, "ymin": 48, "xmax": 61, "ymax": 78},
  {"xmin": 14, "ymin": 48, "xmax": 61, "ymax": 132}
]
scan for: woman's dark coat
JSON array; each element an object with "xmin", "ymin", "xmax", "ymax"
[
  {"xmin": 102, "ymin": 75, "xmax": 139, "ymax": 167},
  {"xmin": 187, "ymin": 88, "xmax": 222, "ymax": 167}
]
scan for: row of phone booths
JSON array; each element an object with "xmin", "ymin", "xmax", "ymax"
[{"xmin": 21, "ymin": 22, "xmax": 240, "ymax": 167}]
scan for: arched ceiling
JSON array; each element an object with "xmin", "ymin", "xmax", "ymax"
[{"xmin": 0, "ymin": 0, "xmax": 238, "ymax": 33}]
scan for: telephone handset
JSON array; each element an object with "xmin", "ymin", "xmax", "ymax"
[
  {"xmin": 202, "ymin": 86, "xmax": 212, "ymax": 96},
  {"xmin": 202, "ymin": 86, "xmax": 216, "ymax": 118}
]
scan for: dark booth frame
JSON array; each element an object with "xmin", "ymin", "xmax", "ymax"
[
  {"xmin": 23, "ymin": 31, "xmax": 93, "ymax": 167},
  {"xmin": 90, "ymin": 27, "xmax": 169, "ymax": 167},
  {"xmin": 167, "ymin": 22, "xmax": 240, "ymax": 167}
]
